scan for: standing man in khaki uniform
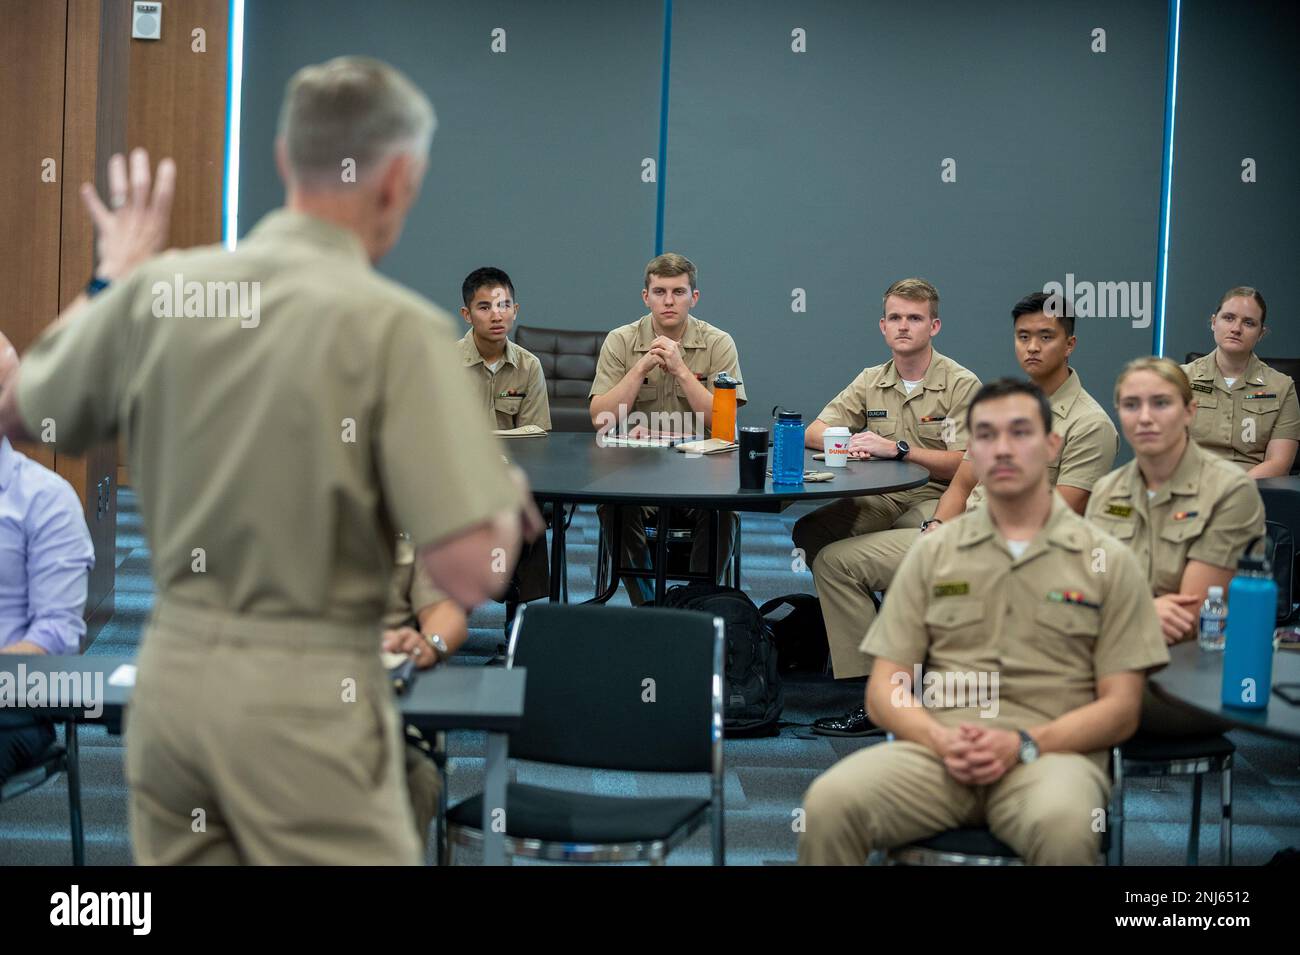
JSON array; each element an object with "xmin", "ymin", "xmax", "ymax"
[
  {"xmin": 798, "ymin": 380, "xmax": 1168, "ymax": 866},
  {"xmin": 794, "ymin": 278, "xmax": 980, "ymax": 570},
  {"xmin": 457, "ymin": 267, "xmax": 550, "ymax": 607},
  {"xmin": 0, "ymin": 57, "xmax": 538, "ymax": 864},
  {"xmin": 1180, "ymin": 286, "xmax": 1300, "ymax": 477},
  {"xmin": 809, "ymin": 292, "xmax": 1116, "ymax": 736},
  {"xmin": 588, "ymin": 253, "xmax": 745, "ymax": 604}
]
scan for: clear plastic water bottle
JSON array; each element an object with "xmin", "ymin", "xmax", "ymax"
[
  {"xmin": 772, "ymin": 409, "xmax": 805, "ymax": 485},
  {"xmin": 1198, "ymin": 585, "xmax": 1226, "ymax": 652}
]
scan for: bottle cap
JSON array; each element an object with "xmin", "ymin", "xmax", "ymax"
[
  {"xmin": 713, "ymin": 372, "xmax": 740, "ymax": 389},
  {"xmin": 1207, "ymin": 585, "xmax": 1224, "ymax": 599}
]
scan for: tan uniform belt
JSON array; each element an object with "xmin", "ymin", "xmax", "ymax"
[{"xmin": 148, "ymin": 597, "xmax": 379, "ymax": 651}]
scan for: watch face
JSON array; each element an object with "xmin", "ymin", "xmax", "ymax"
[{"xmin": 1019, "ymin": 737, "xmax": 1039, "ymax": 762}]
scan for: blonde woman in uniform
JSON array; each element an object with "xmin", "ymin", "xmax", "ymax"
[
  {"xmin": 1086, "ymin": 358, "xmax": 1266, "ymax": 733},
  {"xmin": 1181, "ymin": 287, "xmax": 1299, "ymax": 477}
]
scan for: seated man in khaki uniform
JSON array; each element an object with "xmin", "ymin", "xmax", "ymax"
[
  {"xmin": 798, "ymin": 379, "xmax": 1167, "ymax": 866},
  {"xmin": 381, "ymin": 534, "xmax": 469, "ymax": 851},
  {"xmin": 810, "ymin": 292, "xmax": 1116, "ymax": 736},
  {"xmin": 458, "ymin": 267, "xmax": 550, "ymax": 608},
  {"xmin": 1086, "ymin": 357, "xmax": 1265, "ymax": 735},
  {"xmin": 1180, "ymin": 285, "xmax": 1300, "ymax": 478},
  {"xmin": 588, "ymin": 253, "xmax": 745, "ymax": 604}
]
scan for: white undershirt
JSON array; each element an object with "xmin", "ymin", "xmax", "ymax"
[
  {"xmin": 1147, "ymin": 489, "xmax": 1157, "ymax": 499},
  {"xmin": 902, "ymin": 378, "xmax": 922, "ymax": 394},
  {"xmin": 486, "ymin": 358, "xmax": 504, "ymax": 374},
  {"xmin": 1006, "ymin": 539, "xmax": 1030, "ymax": 559},
  {"xmin": 1223, "ymin": 377, "xmax": 1236, "ymax": 388}
]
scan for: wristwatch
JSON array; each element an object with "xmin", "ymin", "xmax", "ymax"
[
  {"xmin": 895, "ymin": 439, "xmax": 911, "ymax": 460},
  {"xmin": 424, "ymin": 633, "xmax": 450, "ymax": 666},
  {"xmin": 920, "ymin": 518, "xmax": 943, "ymax": 531},
  {"xmin": 1017, "ymin": 730, "xmax": 1040, "ymax": 764},
  {"xmin": 86, "ymin": 276, "xmax": 111, "ymax": 298}
]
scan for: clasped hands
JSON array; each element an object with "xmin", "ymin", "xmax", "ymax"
[
  {"xmin": 845, "ymin": 429, "xmax": 900, "ymax": 460},
  {"xmin": 933, "ymin": 722, "xmax": 1022, "ymax": 785},
  {"xmin": 636, "ymin": 336, "xmax": 689, "ymax": 379}
]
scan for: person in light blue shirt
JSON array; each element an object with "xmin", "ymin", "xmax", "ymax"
[{"xmin": 0, "ymin": 412, "xmax": 95, "ymax": 779}]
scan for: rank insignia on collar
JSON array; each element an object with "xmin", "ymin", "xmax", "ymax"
[
  {"xmin": 932, "ymin": 581, "xmax": 970, "ymax": 597},
  {"xmin": 1191, "ymin": 383, "xmax": 1213, "ymax": 394},
  {"xmin": 1104, "ymin": 503, "xmax": 1132, "ymax": 518},
  {"xmin": 920, "ymin": 415, "xmax": 947, "ymax": 423},
  {"xmin": 1172, "ymin": 510, "xmax": 1199, "ymax": 521},
  {"xmin": 867, "ymin": 410, "xmax": 889, "ymax": 418},
  {"xmin": 1047, "ymin": 590, "xmax": 1100, "ymax": 610},
  {"xmin": 1244, "ymin": 392, "xmax": 1277, "ymax": 399}
]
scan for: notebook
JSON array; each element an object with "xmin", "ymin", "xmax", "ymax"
[
  {"xmin": 493, "ymin": 425, "xmax": 548, "ymax": 438},
  {"xmin": 675, "ymin": 438, "xmax": 738, "ymax": 455}
]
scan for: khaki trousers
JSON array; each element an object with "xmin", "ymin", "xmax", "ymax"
[
  {"xmin": 598, "ymin": 504, "xmax": 738, "ymax": 605},
  {"xmin": 791, "ymin": 486, "xmax": 940, "ymax": 570},
  {"xmin": 807, "ymin": 500, "xmax": 938, "ymax": 678},
  {"xmin": 126, "ymin": 598, "xmax": 421, "ymax": 865},
  {"xmin": 798, "ymin": 740, "xmax": 1110, "ymax": 865}
]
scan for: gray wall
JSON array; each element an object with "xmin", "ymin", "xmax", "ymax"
[
  {"xmin": 1162, "ymin": 0, "xmax": 1300, "ymax": 362},
  {"xmin": 236, "ymin": 0, "xmax": 1297, "ymax": 440},
  {"xmin": 238, "ymin": 0, "xmax": 663, "ymax": 329},
  {"xmin": 665, "ymin": 0, "xmax": 1167, "ymax": 429}
]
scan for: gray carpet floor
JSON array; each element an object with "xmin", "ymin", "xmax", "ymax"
[{"xmin": 2, "ymin": 489, "xmax": 1298, "ymax": 865}]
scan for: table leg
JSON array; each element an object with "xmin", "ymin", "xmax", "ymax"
[
  {"xmin": 708, "ymin": 510, "xmax": 719, "ymax": 584},
  {"xmin": 655, "ymin": 506, "xmax": 671, "ymax": 605},
  {"xmin": 483, "ymin": 731, "xmax": 509, "ymax": 866},
  {"xmin": 548, "ymin": 497, "xmax": 566, "ymax": 603}
]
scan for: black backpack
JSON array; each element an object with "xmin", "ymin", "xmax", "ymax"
[
  {"xmin": 759, "ymin": 593, "xmax": 830, "ymax": 674},
  {"xmin": 658, "ymin": 583, "xmax": 783, "ymax": 737}
]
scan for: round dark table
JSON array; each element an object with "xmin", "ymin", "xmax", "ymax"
[
  {"xmin": 1149, "ymin": 641, "xmax": 1300, "ymax": 742},
  {"xmin": 507, "ymin": 431, "xmax": 930, "ymax": 602}
]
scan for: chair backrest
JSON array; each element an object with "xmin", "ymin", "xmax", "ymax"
[
  {"xmin": 1257, "ymin": 479, "xmax": 1300, "ymax": 621},
  {"xmin": 515, "ymin": 325, "xmax": 608, "ymax": 401},
  {"xmin": 506, "ymin": 603, "xmax": 722, "ymax": 773}
]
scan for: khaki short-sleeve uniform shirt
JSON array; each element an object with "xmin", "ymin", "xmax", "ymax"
[
  {"xmin": 16, "ymin": 209, "xmax": 520, "ymax": 626},
  {"xmin": 863, "ymin": 495, "xmax": 1168, "ymax": 772},
  {"xmin": 966, "ymin": 370, "xmax": 1118, "ymax": 509},
  {"xmin": 458, "ymin": 330, "xmax": 551, "ymax": 431},
  {"xmin": 588, "ymin": 313, "xmax": 746, "ymax": 420},
  {"xmin": 817, "ymin": 349, "xmax": 981, "ymax": 493},
  {"xmin": 1181, "ymin": 350, "xmax": 1300, "ymax": 469},
  {"xmin": 1085, "ymin": 439, "xmax": 1266, "ymax": 596},
  {"xmin": 382, "ymin": 535, "xmax": 447, "ymax": 629}
]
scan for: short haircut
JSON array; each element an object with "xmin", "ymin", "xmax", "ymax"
[
  {"xmin": 276, "ymin": 56, "xmax": 436, "ymax": 187},
  {"xmin": 1015, "ymin": 290, "xmax": 1075, "ymax": 337},
  {"xmin": 645, "ymin": 253, "xmax": 697, "ymax": 290},
  {"xmin": 1216, "ymin": 286, "xmax": 1267, "ymax": 325},
  {"xmin": 882, "ymin": 278, "xmax": 940, "ymax": 319},
  {"xmin": 462, "ymin": 267, "xmax": 516, "ymax": 308},
  {"xmin": 1114, "ymin": 356, "xmax": 1193, "ymax": 407},
  {"xmin": 966, "ymin": 378, "xmax": 1053, "ymax": 435}
]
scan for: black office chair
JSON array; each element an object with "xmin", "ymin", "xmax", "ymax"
[
  {"xmin": 0, "ymin": 719, "xmax": 84, "ymax": 865},
  {"xmin": 881, "ymin": 746, "xmax": 1122, "ymax": 866},
  {"xmin": 443, "ymin": 603, "xmax": 725, "ymax": 864}
]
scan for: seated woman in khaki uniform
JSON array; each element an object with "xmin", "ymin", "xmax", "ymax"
[
  {"xmin": 382, "ymin": 535, "xmax": 470, "ymax": 851},
  {"xmin": 1181, "ymin": 286, "xmax": 1300, "ymax": 478},
  {"xmin": 1086, "ymin": 358, "xmax": 1266, "ymax": 734}
]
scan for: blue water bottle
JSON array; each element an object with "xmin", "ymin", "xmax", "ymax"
[
  {"xmin": 772, "ymin": 408, "xmax": 805, "ymax": 485},
  {"xmin": 1221, "ymin": 536, "xmax": 1277, "ymax": 711}
]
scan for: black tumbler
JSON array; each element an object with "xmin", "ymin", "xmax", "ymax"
[{"xmin": 738, "ymin": 426, "xmax": 769, "ymax": 490}]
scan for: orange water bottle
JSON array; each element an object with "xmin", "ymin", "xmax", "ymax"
[{"xmin": 711, "ymin": 373, "xmax": 740, "ymax": 442}]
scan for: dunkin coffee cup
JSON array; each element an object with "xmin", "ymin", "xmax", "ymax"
[{"xmin": 822, "ymin": 426, "xmax": 851, "ymax": 468}]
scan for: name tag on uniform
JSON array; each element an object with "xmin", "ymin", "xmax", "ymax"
[
  {"xmin": 1047, "ymin": 590, "xmax": 1100, "ymax": 610},
  {"xmin": 932, "ymin": 581, "xmax": 970, "ymax": 597},
  {"xmin": 1245, "ymin": 392, "xmax": 1277, "ymax": 400},
  {"xmin": 1191, "ymin": 383, "xmax": 1213, "ymax": 394},
  {"xmin": 497, "ymin": 390, "xmax": 525, "ymax": 398},
  {"xmin": 867, "ymin": 410, "xmax": 889, "ymax": 419},
  {"xmin": 1173, "ymin": 510, "xmax": 1199, "ymax": 521},
  {"xmin": 920, "ymin": 415, "xmax": 947, "ymax": 423},
  {"xmin": 1104, "ymin": 503, "xmax": 1133, "ymax": 518}
]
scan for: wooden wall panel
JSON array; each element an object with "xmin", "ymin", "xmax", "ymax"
[{"xmin": 0, "ymin": 1, "xmax": 68, "ymax": 471}]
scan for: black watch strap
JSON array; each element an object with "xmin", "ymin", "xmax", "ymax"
[{"xmin": 86, "ymin": 276, "xmax": 111, "ymax": 298}]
